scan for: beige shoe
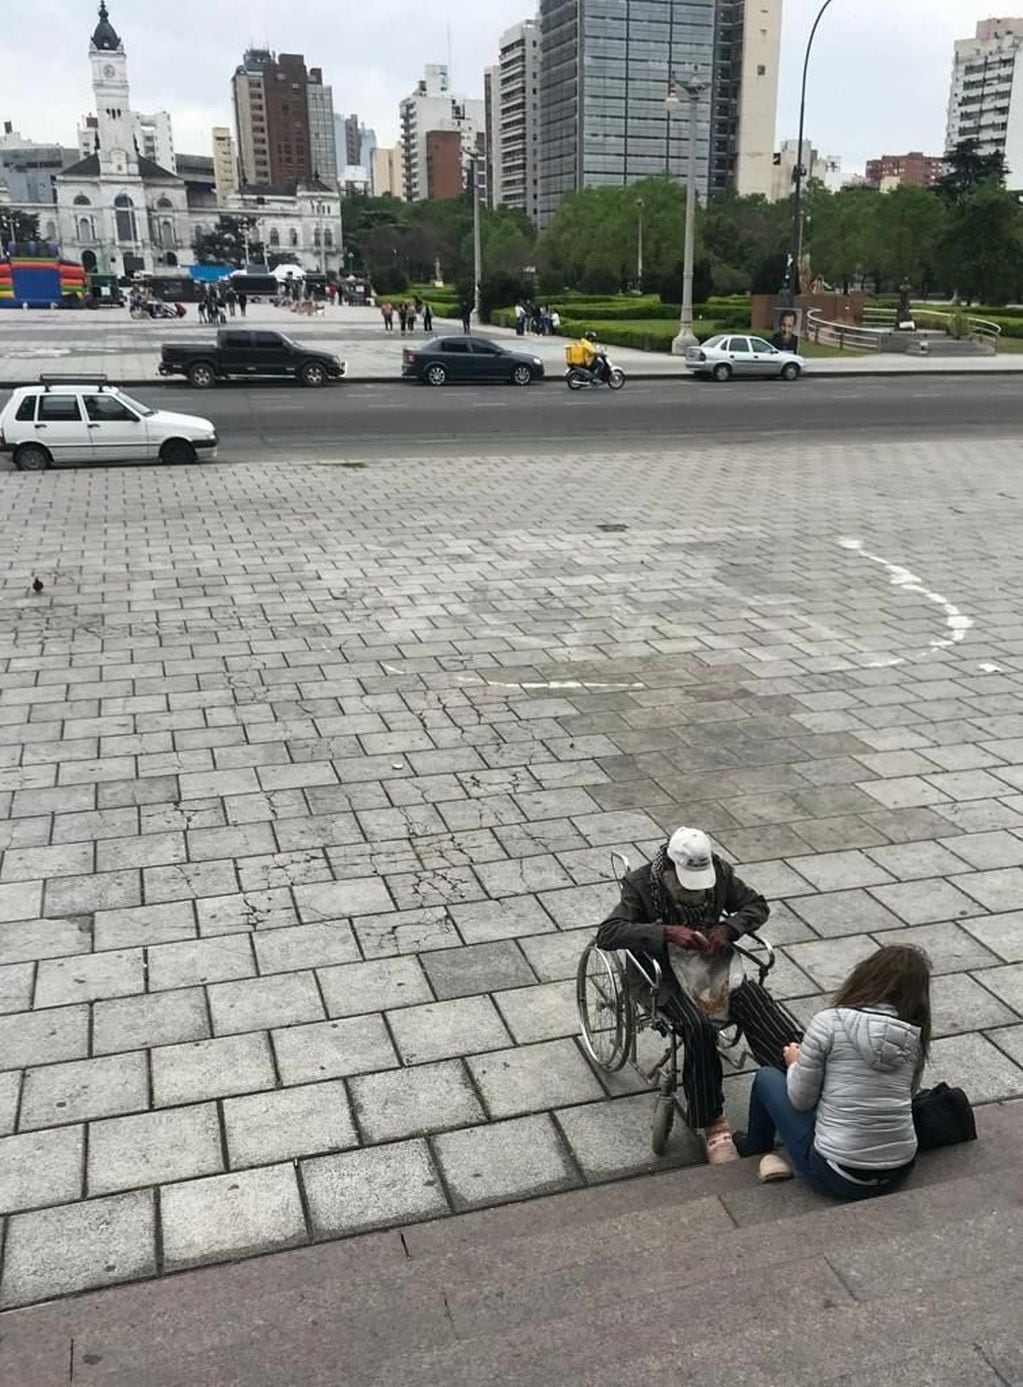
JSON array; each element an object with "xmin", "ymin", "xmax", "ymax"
[
  {"xmin": 704, "ymin": 1127, "xmax": 740, "ymax": 1165},
  {"xmin": 758, "ymin": 1153, "xmax": 794, "ymax": 1183}
]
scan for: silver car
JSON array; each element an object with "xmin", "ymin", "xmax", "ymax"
[{"xmin": 685, "ymin": 334, "xmax": 805, "ymax": 382}]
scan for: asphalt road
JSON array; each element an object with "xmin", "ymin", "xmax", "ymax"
[{"xmin": 2, "ymin": 376, "xmax": 1022, "ymax": 463}]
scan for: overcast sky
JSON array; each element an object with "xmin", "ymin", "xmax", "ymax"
[{"xmin": 0, "ymin": 1, "xmax": 1005, "ymax": 176}]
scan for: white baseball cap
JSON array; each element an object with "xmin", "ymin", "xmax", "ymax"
[{"xmin": 667, "ymin": 827, "xmax": 716, "ymax": 890}]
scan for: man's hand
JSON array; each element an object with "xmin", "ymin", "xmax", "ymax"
[
  {"xmin": 783, "ymin": 1043, "xmax": 801, "ymax": 1068},
  {"xmin": 664, "ymin": 925, "xmax": 708, "ymax": 953},
  {"xmin": 704, "ymin": 924, "xmax": 736, "ymax": 956}
]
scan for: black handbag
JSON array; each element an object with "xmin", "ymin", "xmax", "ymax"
[{"xmin": 912, "ymin": 1082, "xmax": 977, "ymax": 1151}]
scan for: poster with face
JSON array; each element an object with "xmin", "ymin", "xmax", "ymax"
[{"xmin": 771, "ymin": 306, "xmax": 802, "ymax": 353}]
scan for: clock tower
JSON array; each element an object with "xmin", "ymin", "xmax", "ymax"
[{"xmin": 89, "ymin": 3, "xmax": 137, "ymax": 177}]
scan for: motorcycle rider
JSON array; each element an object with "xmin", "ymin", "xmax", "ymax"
[{"xmin": 573, "ymin": 330, "xmax": 611, "ymax": 385}]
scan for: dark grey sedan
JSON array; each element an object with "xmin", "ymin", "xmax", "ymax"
[{"xmin": 402, "ymin": 336, "xmax": 545, "ymax": 387}]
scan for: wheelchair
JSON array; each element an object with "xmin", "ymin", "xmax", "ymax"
[{"xmin": 576, "ymin": 851, "xmax": 777, "ymax": 1156}]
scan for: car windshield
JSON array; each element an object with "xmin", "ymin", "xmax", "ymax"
[{"xmin": 113, "ymin": 390, "xmax": 154, "ymax": 417}]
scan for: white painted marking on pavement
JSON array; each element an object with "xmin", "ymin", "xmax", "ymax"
[
  {"xmin": 838, "ymin": 537, "xmax": 974, "ymax": 654},
  {"xmin": 978, "ymin": 662, "xmax": 1005, "ymax": 673},
  {"xmin": 457, "ymin": 676, "xmax": 644, "ymax": 692}
]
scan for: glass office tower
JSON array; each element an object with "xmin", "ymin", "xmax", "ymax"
[{"xmin": 538, "ymin": 0, "xmax": 716, "ymax": 227}]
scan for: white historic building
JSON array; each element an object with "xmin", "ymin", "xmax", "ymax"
[{"xmin": 5, "ymin": 4, "xmax": 344, "ymax": 277}]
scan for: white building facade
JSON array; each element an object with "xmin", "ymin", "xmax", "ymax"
[
  {"xmin": 495, "ymin": 20, "xmax": 541, "ymax": 224},
  {"xmin": 734, "ymin": 0, "xmax": 782, "ymax": 198},
  {"xmin": 947, "ymin": 18, "xmax": 1023, "ymax": 184},
  {"xmin": 3, "ymin": 5, "xmax": 344, "ymax": 278},
  {"xmin": 399, "ymin": 65, "xmax": 485, "ymax": 201}
]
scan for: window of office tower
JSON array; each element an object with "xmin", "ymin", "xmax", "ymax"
[{"xmin": 580, "ymin": 0, "xmax": 714, "ymax": 187}]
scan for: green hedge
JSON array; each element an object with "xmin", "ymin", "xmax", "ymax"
[{"xmin": 557, "ymin": 317, "xmax": 727, "ymax": 353}]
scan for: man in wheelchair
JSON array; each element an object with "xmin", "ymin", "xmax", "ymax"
[{"xmin": 596, "ymin": 826, "xmax": 802, "ymax": 1164}]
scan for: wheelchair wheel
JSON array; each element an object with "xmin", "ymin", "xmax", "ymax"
[
  {"xmin": 651, "ymin": 1093, "xmax": 675, "ymax": 1156},
  {"xmin": 577, "ymin": 943, "xmax": 633, "ymax": 1072}
]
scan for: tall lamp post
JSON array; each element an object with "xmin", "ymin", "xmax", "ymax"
[
  {"xmin": 666, "ymin": 72, "xmax": 707, "ymax": 355},
  {"xmin": 785, "ymin": 0, "xmax": 837, "ymax": 303},
  {"xmin": 636, "ymin": 197, "xmax": 644, "ymax": 293},
  {"xmin": 471, "ymin": 153, "xmax": 483, "ymax": 324}
]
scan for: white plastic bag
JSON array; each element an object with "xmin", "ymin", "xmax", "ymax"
[{"xmin": 666, "ymin": 944, "xmax": 743, "ymax": 1021}]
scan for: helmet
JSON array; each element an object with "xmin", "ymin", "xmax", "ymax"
[{"xmin": 584, "ymin": 330, "xmax": 598, "ymax": 342}]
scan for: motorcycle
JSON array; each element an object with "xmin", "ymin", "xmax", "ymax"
[{"xmin": 565, "ymin": 356, "xmax": 626, "ymax": 391}]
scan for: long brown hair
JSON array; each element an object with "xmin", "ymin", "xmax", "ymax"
[{"xmin": 832, "ymin": 945, "xmax": 932, "ymax": 1062}]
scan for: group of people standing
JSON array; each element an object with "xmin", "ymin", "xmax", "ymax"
[
  {"xmin": 379, "ymin": 298, "xmax": 435, "ymax": 335},
  {"xmin": 514, "ymin": 301, "xmax": 560, "ymax": 337},
  {"xmin": 197, "ymin": 283, "xmax": 246, "ymax": 325}
]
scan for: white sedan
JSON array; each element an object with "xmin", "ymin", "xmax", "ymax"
[
  {"xmin": 0, "ymin": 377, "xmax": 217, "ymax": 471},
  {"xmin": 685, "ymin": 334, "xmax": 805, "ymax": 382}
]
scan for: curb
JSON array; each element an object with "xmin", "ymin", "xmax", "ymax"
[{"xmin": 3, "ymin": 366, "xmax": 1023, "ymax": 390}]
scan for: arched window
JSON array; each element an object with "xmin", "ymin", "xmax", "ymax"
[
  {"xmin": 73, "ymin": 194, "xmax": 91, "ymax": 207},
  {"xmin": 164, "ymin": 251, "xmax": 178, "ymax": 268},
  {"xmin": 269, "ymin": 228, "xmax": 280, "ymax": 247},
  {"xmin": 289, "ymin": 228, "xmax": 298, "ymax": 247},
  {"xmin": 161, "ymin": 219, "xmax": 175, "ymax": 248},
  {"xmin": 114, "ymin": 193, "xmax": 137, "ymax": 244},
  {"xmin": 323, "ymin": 228, "xmax": 333, "ymax": 249},
  {"xmin": 82, "ymin": 249, "xmax": 98, "ymax": 272},
  {"xmin": 44, "ymin": 221, "xmax": 57, "ymax": 241},
  {"xmin": 313, "ymin": 228, "xmax": 321, "ymax": 248},
  {"xmin": 78, "ymin": 217, "xmax": 94, "ymax": 242},
  {"xmin": 156, "ymin": 196, "xmax": 173, "ymax": 209}
]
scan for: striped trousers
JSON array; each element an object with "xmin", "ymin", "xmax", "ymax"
[{"xmin": 660, "ymin": 978, "xmax": 804, "ymax": 1129}]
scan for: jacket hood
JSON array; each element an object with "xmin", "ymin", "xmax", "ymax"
[{"xmin": 838, "ymin": 1006, "xmax": 920, "ymax": 1073}]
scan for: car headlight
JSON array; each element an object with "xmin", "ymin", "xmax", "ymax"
[{"xmin": 533, "ymin": 358, "xmax": 542, "ymax": 366}]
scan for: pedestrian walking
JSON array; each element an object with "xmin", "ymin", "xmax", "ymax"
[
  {"xmin": 225, "ymin": 286, "xmax": 237, "ymax": 318},
  {"xmin": 197, "ymin": 295, "xmax": 207, "ymax": 324},
  {"xmin": 460, "ymin": 299, "xmax": 472, "ymax": 334},
  {"xmin": 407, "ymin": 303, "xmax": 417, "ymax": 333},
  {"xmin": 514, "ymin": 302, "xmax": 526, "ymax": 337},
  {"xmin": 398, "ymin": 302, "xmax": 408, "ymax": 335},
  {"xmin": 423, "ymin": 302, "xmax": 433, "ymax": 333},
  {"xmin": 381, "ymin": 300, "xmax": 394, "ymax": 331},
  {"xmin": 238, "ymin": 291, "xmax": 247, "ymax": 317}
]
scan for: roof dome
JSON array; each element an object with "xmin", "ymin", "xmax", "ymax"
[{"xmin": 91, "ymin": 2, "xmax": 121, "ymax": 51}]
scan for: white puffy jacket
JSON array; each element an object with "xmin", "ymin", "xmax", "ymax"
[{"xmin": 787, "ymin": 1004, "xmax": 920, "ymax": 1170}]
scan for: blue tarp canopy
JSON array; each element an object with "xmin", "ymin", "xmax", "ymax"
[{"xmin": 188, "ymin": 264, "xmax": 233, "ymax": 282}]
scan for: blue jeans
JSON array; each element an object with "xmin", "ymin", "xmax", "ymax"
[{"xmin": 746, "ymin": 1067, "xmax": 911, "ymax": 1202}]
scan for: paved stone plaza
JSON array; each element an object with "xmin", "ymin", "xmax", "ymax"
[{"xmin": 1, "ymin": 436, "xmax": 1022, "ymax": 1309}]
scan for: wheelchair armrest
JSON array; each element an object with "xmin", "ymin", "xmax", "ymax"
[
  {"xmin": 623, "ymin": 949, "xmax": 662, "ymax": 994},
  {"xmin": 732, "ymin": 933, "xmax": 776, "ymax": 984}
]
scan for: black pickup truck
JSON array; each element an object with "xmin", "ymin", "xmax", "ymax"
[{"xmin": 158, "ymin": 329, "xmax": 346, "ymax": 389}]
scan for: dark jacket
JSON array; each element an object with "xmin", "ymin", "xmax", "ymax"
[{"xmin": 595, "ymin": 855, "xmax": 769, "ymax": 971}]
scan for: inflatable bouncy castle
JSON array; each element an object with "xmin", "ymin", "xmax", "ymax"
[{"xmin": 0, "ymin": 243, "xmax": 87, "ymax": 308}]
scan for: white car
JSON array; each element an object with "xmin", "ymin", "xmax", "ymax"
[
  {"xmin": 0, "ymin": 376, "xmax": 218, "ymax": 471},
  {"xmin": 685, "ymin": 334, "xmax": 805, "ymax": 382}
]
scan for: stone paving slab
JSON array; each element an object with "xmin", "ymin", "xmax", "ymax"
[{"xmin": 1, "ymin": 438, "xmax": 1023, "ymax": 1306}]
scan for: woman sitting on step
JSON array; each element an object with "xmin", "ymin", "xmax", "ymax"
[{"xmin": 738, "ymin": 944, "xmax": 931, "ymax": 1200}]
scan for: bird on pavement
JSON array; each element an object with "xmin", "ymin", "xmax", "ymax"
[{"xmin": 31, "ymin": 578, "xmax": 44, "ymax": 594}]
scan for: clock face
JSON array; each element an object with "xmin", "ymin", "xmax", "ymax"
[{"xmin": 103, "ymin": 63, "xmax": 116, "ymax": 77}]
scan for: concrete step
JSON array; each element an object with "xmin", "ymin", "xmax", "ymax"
[
  {"xmin": 7, "ymin": 1101, "xmax": 1021, "ymax": 1387},
  {"xmin": 69, "ymin": 1147, "xmax": 1023, "ymax": 1385}
]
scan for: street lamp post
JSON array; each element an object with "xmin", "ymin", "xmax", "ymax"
[
  {"xmin": 666, "ymin": 72, "xmax": 707, "ymax": 355},
  {"xmin": 636, "ymin": 198, "xmax": 644, "ymax": 293},
  {"xmin": 785, "ymin": 0, "xmax": 837, "ymax": 303},
  {"xmin": 471, "ymin": 154, "xmax": 483, "ymax": 324}
]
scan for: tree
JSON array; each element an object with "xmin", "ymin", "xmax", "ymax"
[
  {"xmin": 0, "ymin": 209, "xmax": 41, "ymax": 246},
  {"xmin": 864, "ymin": 184, "xmax": 944, "ymax": 292},
  {"xmin": 937, "ymin": 181, "xmax": 1023, "ymax": 304},
  {"xmin": 936, "ymin": 139, "xmax": 1007, "ymax": 203},
  {"xmin": 193, "ymin": 215, "xmax": 262, "ymax": 266}
]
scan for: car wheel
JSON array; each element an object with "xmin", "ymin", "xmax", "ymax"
[
  {"xmin": 510, "ymin": 364, "xmax": 534, "ymax": 386},
  {"xmin": 424, "ymin": 364, "xmax": 447, "ymax": 387},
  {"xmin": 187, "ymin": 362, "xmax": 216, "ymax": 389},
  {"xmin": 301, "ymin": 362, "xmax": 327, "ymax": 387},
  {"xmin": 607, "ymin": 368, "xmax": 626, "ymax": 391},
  {"xmin": 712, "ymin": 363, "xmax": 732, "ymax": 382},
  {"xmin": 13, "ymin": 443, "xmax": 52, "ymax": 472},
  {"xmin": 780, "ymin": 362, "xmax": 801, "ymax": 381},
  {"xmin": 160, "ymin": 438, "xmax": 197, "ymax": 466}
]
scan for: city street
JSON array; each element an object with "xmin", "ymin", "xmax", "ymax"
[
  {"xmin": 2, "ymin": 409, "xmax": 1023, "ymax": 1341},
  {"xmin": 3, "ymin": 375, "xmax": 1023, "ymax": 465}
]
